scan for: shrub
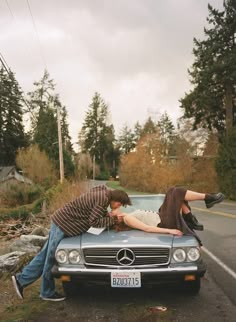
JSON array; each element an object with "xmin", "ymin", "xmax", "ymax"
[
  {"xmin": 16, "ymin": 144, "xmax": 57, "ymax": 186},
  {"xmin": 47, "ymin": 180, "xmax": 86, "ymax": 213},
  {"xmin": 0, "ymin": 203, "xmax": 35, "ymax": 221},
  {"xmin": 215, "ymin": 129, "xmax": 236, "ymax": 199},
  {"xmin": 95, "ymin": 171, "xmax": 110, "ymax": 180},
  {"xmin": 119, "ymin": 134, "xmax": 192, "ymax": 193},
  {"xmin": 0, "ymin": 184, "xmax": 42, "ymax": 207},
  {"xmin": 119, "ymin": 132, "xmax": 219, "ymax": 193}
]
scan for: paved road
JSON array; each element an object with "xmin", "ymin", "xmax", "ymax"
[
  {"xmin": 33, "ymin": 276, "xmax": 236, "ymax": 322},
  {"xmin": 191, "ymin": 199, "xmax": 236, "ymax": 307}
]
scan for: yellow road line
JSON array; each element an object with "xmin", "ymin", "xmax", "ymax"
[
  {"xmin": 192, "ymin": 207, "xmax": 236, "ymax": 219},
  {"xmin": 222, "ymin": 201, "xmax": 236, "ymax": 206}
]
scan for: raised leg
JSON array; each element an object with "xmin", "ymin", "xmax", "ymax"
[{"xmin": 184, "ymin": 190, "xmax": 205, "ymax": 201}]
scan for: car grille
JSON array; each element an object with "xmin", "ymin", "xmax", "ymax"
[{"xmin": 83, "ymin": 247, "xmax": 170, "ymax": 267}]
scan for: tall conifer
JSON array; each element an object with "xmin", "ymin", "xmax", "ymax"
[
  {"xmin": 180, "ymin": 0, "xmax": 236, "ymax": 134},
  {"xmin": 0, "ymin": 67, "xmax": 27, "ymax": 165}
]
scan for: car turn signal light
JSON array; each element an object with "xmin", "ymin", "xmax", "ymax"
[{"xmin": 184, "ymin": 274, "xmax": 196, "ymax": 281}]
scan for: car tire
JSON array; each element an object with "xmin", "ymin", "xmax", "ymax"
[
  {"xmin": 62, "ymin": 280, "xmax": 81, "ymax": 296},
  {"xmin": 182, "ymin": 276, "xmax": 201, "ymax": 295}
]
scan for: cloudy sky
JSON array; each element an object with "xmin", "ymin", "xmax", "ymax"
[{"xmin": 0, "ymin": 0, "xmax": 223, "ymax": 144}]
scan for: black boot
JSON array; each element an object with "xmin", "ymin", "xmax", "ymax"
[
  {"xmin": 205, "ymin": 193, "xmax": 225, "ymax": 208},
  {"xmin": 184, "ymin": 212, "xmax": 204, "ymax": 231}
]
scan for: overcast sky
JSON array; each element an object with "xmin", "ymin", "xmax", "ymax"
[{"xmin": 0, "ymin": 0, "xmax": 223, "ymax": 144}]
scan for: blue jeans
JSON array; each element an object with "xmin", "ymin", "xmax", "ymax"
[{"xmin": 17, "ymin": 221, "xmax": 65, "ymax": 298}]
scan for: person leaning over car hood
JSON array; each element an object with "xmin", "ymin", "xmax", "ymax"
[
  {"xmin": 12, "ymin": 185, "xmax": 131, "ymax": 302},
  {"xmin": 52, "ymin": 185, "xmax": 131, "ymax": 236}
]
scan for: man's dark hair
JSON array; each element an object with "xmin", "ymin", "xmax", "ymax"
[{"xmin": 110, "ymin": 190, "xmax": 132, "ymax": 206}]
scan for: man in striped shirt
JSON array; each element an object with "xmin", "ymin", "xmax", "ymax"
[
  {"xmin": 52, "ymin": 185, "xmax": 131, "ymax": 236},
  {"xmin": 12, "ymin": 185, "xmax": 131, "ymax": 302}
]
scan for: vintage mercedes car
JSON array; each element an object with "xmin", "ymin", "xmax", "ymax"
[{"xmin": 52, "ymin": 195, "xmax": 206, "ymax": 295}]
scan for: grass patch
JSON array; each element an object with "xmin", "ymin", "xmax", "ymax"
[
  {"xmin": 0, "ymin": 278, "xmax": 50, "ymax": 321},
  {"xmin": 0, "ymin": 277, "xmax": 66, "ymax": 321},
  {"xmin": 0, "ymin": 204, "xmax": 34, "ymax": 221},
  {"xmin": 0, "ymin": 198, "xmax": 45, "ymax": 221},
  {"xmin": 106, "ymin": 181, "xmax": 153, "ymax": 195}
]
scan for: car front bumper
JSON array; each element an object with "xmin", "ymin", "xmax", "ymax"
[{"xmin": 52, "ymin": 261, "xmax": 206, "ymax": 285}]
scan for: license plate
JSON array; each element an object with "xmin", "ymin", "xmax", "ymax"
[{"xmin": 111, "ymin": 271, "xmax": 141, "ymax": 288}]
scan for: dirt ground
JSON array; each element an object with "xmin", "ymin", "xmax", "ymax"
[
  {"xmin": 1, "ymin": 278, "xmax": 174, "ymax": 322},
  {"xmin": 0, "ymin": 238, "xmax": 12, "ymax": 255},
  {"xmin": 0, "ymin": 235, "xmax": 46, "ymax": 322}
]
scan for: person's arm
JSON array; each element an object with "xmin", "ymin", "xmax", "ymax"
[
  {"xmin": 89, "ymin": 205, "xmax": 118, "ymax": 228},
  {"xmin": 123, "ymin": 214, "xmax": 183, "ymax": 236}
]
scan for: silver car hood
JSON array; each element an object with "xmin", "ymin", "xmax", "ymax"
[
  {"xmin": 81, "ymin": 230, "xmax": 175, "ymax": 248},
  {"xmin": 58, "ymin": 230, "xmax": 199, "ymax": 249},
  {"xmin": 59, "ymin": 229, "xmax": 175, "ymax": 249}
]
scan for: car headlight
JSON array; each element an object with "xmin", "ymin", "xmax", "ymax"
[
  {"xmin": 173, "ymin": 248, "xmax": 186, "ymax": 262},
  {"xmin": 68, "ymin": 250, "xmax": 81, "ymax": 264},
  {"xmin": 187, "ymin": 248, "xmax": 200, "ymax": 262},
  {"xmin": 55, "ymin": 249, "xmax": 67, "ymax": 264}
]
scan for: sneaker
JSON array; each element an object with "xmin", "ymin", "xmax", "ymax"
[
  {"xmin": 12, "ymin": 275, "xmax": 24, "ymax": 299},
  {"xmin": 205, "ymin": 193, "xmax": 225, "ymax": 209},
  {"xmin": 41, "ymin": 292, "xmax": 66, "ymax": 302}
]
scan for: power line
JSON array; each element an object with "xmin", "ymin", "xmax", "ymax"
[
  {"xmin": 1, "ymin": 2, "xmax": 61, "ymax": 156},
  {"xmin": 25, "ymin": 1, "xmax": 64, "ymax": 180},
  {"xmin": 0, "ymin": 51, "xmax": 35, "ymax": 120},
  {"xmin": 0, "ymin": 52, "xmax": 10, "ymax": 75},
  {"xmin": 2, "ymin": 1, "xmax": 63, "ymax": 159},
  {"xmin": 0, "ymin": 52, "xmax": 10, "ymax": 71},
  {"xmin": 26, "ymin": 0, "xmax": 47, "ymax": 70},
  {"xmin": 4, "ymin": 0, "xmax": 47, "ymax": 71},
  {"xmin": 5, "ymin": 0, "xmax": 14, "ymax": 19}
]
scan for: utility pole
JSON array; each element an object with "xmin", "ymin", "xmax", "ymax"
[
  {"xmin": 92, "ymin": 154, "xmax": 95, "ymax": 181},
  {"xmin": 57, "ymin": 103, "xmax": 64, "ymax": 183}
]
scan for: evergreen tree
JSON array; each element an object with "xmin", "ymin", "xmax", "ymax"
[
  {"xmin": 33, "ymin": 105, "xmax": 58, "ymax": 160},
  {"xmin": 157, "ymin": 112, "xmax": 175, "ymax": 142},
  {"xmin": 0, "ymin": 67, "xmax": 27, "ymax": 165},
  {"xmin": 157, "ymin": 112, "xmax": 175, "ymax": 156},
  {"xmin": 215, "ymin": 128, "xmax": 236, "ymax": 198},
  {"xmin": 102, "ymin": 124, "xmax": 119, "ymax": 177},
  {"xmin": 28, "ymin": 70, "xmax": 55, "ymax": 138},
  {"xmin": 80, "ymin": 92, "xmax": 115, "ymax": 177},
  {"xmin": 180, "ymin": 0, "xmax": 236, "ymax": 135},
  {"xmin": 28, "ymin": 70, "xmax": 74, "ymax": 177},
  {"xmin": 141, "ymin": 117, "xmax": 157, "ymax": 136},
  {"xmin": 133, "ymin": 121, "xmax": 142, "ymax": 144},
  {"xmin": 118, "ymin": 124, "xmax": 136, "ymax": 154},
  {"xmin": 60, "ymin": 104, "xmax": 73, "ymax": 153}
]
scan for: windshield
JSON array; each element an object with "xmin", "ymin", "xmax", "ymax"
[{"xmin": 119, "ymin": 194, "xmax": 165, "ymax": 213}]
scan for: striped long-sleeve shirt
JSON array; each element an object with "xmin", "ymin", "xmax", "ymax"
[{"xmin": 51, "ymin": 185, "xmax": 118, "ymax": 236}]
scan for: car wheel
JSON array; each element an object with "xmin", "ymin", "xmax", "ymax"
[
  {"xmin": 182, "ymin": 276, "xmax": 201, "ymax": 295},
  {"xmin": 62, "ymin": 280, "xmax": 80, "ymax": 296}
]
